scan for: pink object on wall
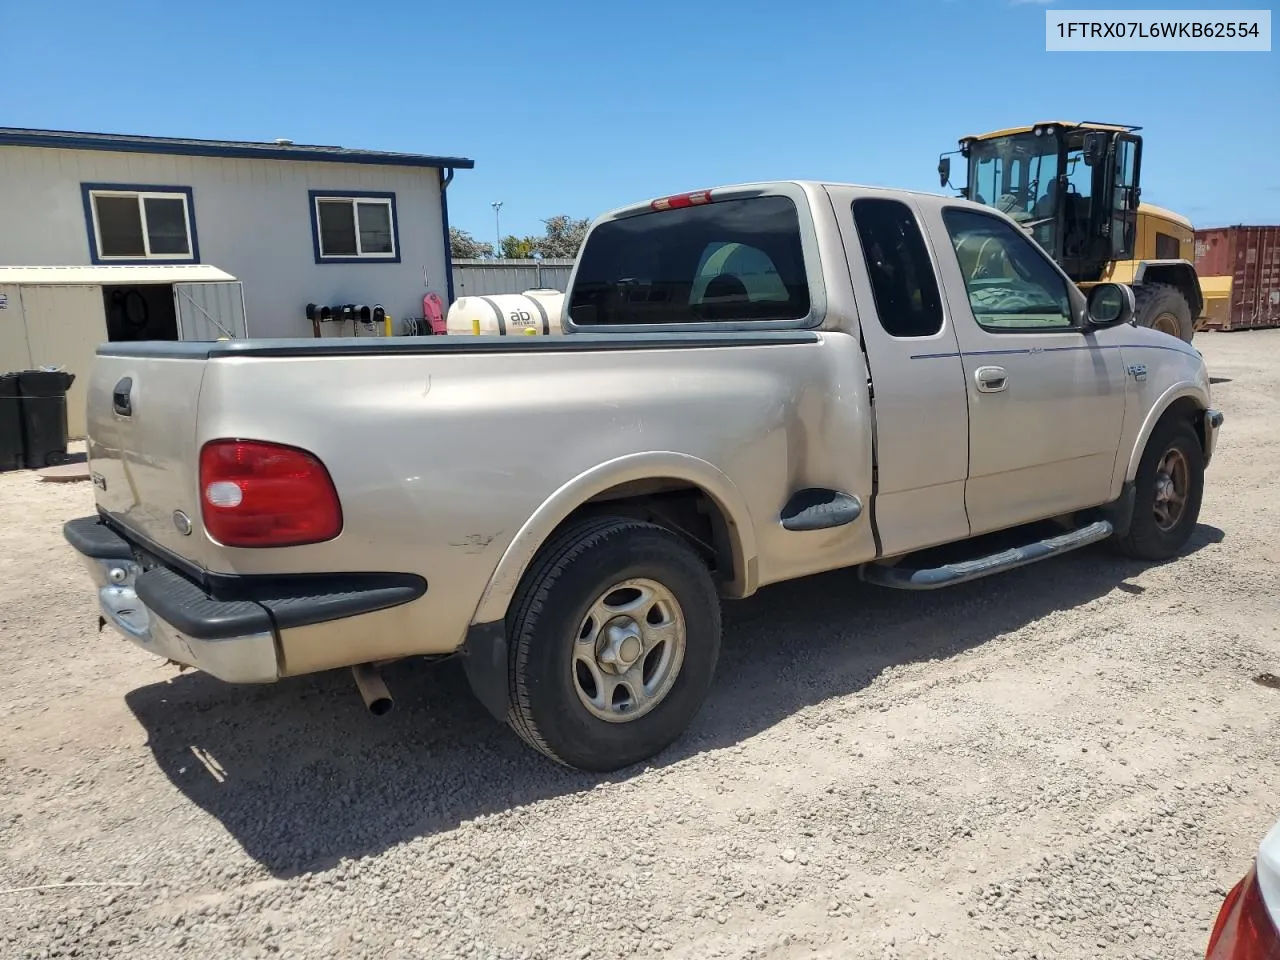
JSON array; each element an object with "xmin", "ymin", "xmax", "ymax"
[{"xmin": 423, "ymin": 293, "xmax": 447, "ymax": 335}]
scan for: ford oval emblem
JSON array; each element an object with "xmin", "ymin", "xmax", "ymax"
[{"xmin": 173, "ymin": 510, "xmax": 193, "ymax": 536}]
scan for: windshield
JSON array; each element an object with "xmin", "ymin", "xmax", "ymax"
[
  {"xmin": 966, "ymin": 132, "xmax": 1059, "ymax": 225},
  {"xmin": 966, "ymin": 130, "xmax": 1098, "ymax": 260}
]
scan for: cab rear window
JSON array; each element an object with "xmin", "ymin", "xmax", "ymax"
[{"xmin": 568, "ymin": 195, "xmax": 811, "ymax": 326}]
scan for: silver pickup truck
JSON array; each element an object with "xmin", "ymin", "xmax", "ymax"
[{"xmin": 65, "ymin": 181, "xmax": 1223, "ymax": 772}]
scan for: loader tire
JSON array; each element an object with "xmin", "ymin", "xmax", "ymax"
[{"xmin": 1133, "ymin": 282, "xmax": 1195, "ymax": 343}]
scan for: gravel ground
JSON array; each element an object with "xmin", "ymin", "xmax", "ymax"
[{"xmin": 3, "ymin": 330, "xmax": 1279, "ymax": 960}]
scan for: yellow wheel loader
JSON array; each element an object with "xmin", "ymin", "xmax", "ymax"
[{"xmin": 938, "ymin": 122, "xmax": 1212, "ymax": 343}]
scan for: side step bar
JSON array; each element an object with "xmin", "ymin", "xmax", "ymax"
[{"xmin": 859, "ymin": 520, "xmax": 1114, "ymax": 591}]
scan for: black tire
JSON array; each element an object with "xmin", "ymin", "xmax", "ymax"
[
  {"xmin": 1133, "ymin": 282, "xmax": 1195, "ymax": 343},
  {"xmin": 505, "ymin": 515, "xmax": 721, "ymax": 772},
  {"xmin": 1113, "ymin": 417, "xmax": 1204, "ymax": 561}
]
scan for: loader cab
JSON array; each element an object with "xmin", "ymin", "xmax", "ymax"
[{"xmin": 943, "ymin": 122, "xmax": 1143, "ymax": 284}]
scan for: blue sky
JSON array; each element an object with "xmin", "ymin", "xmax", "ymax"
[{"xmin": 4, "ymin": 0, "xmax": 1276, "ymax": 240}]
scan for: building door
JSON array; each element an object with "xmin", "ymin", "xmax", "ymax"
[{"xmin": 174, "ymin": 282, "xmax": 248, "ymax": 340}]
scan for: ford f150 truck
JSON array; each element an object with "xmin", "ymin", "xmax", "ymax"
[{"xmin": 65, "ymin": 181, "xmax": 1223, "ymax": 772}]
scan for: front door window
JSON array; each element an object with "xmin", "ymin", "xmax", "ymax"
[{"xmin": 942, "ymin": 208, "xmax": 1075, "ymax": 331}]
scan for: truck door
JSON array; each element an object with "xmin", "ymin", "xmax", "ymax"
[
  {"xmin": 1107, "ymin": 134, "xmax": 1141, "ymax": 262},
  {"xmin": 924, "ymin": 205, "xmax": 1127, "ymax": 535},
  {"xmin": 830, "ymin": 189, "xmax": 971, "ymax": 557}
]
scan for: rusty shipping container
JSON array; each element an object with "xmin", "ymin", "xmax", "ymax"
[{"xmin": 1194, "ymin": 225, "xmax": 1280, "ymax": 331}]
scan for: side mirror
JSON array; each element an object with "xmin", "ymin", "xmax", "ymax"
[
  {"xmin": 1083, "ymin": 132, "xmax": 1107, "ymax": 167},
  {"xmin": 1086, "ymin": 282, "xmax": 1135, "ymax": 328},
  {"xmin": 938, "ymin": 156, "xmax": 951, "ymax": 188}
]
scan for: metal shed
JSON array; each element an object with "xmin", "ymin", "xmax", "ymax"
[{"xmin": 0, "ymin": 264, "xmax": 243, "ymax": 438}]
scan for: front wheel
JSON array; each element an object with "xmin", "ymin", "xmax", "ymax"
[
  {"xmin": 1113, "ymin": 417, "xmax": 1204, "ymax": 561},
  {"xmin": 505, "ymin": 516, "xmax": 722, "ymax": 772}
]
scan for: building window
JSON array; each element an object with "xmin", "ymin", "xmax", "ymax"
[
  {"xmin": 81, "ymin": 184, "xmax": 198, "ymax": 263},
  {"xmin": 308, "ymin": 191, "xmax": 400, "ymax": 263}
]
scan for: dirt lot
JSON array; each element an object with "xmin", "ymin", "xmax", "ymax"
[{"xmin": 3, "ymin": 331, "xmax": 1279, "ymax": 960}]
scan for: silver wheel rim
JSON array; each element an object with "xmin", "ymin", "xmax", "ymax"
[
  {"xmin": 1152, "ymin": 446, "xmax": 1190, "ymax": 531},
  {"xmin": 572, "ymin": 578, "xmax": 686, "ymax": 723}
]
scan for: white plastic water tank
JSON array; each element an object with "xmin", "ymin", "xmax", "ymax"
[{"xmin": 446, "ymin": 290, "xmax": 566, "ymax": 336}]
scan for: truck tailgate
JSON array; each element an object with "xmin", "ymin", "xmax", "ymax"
[{"xmin": 86, "ymin": 348, "xmax": 209, "ymax": 567}]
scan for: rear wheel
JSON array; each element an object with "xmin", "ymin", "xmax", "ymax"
[
  {"xmin": 1133, "ymin": 282, "xmax": 1195, "ymax": 343},
  {"xmin": 505, "ymin": 516, "xmax": 721, "ymax": 772},
  {"xmin": 1113, "ymin": 417, "xmax": 1204, "ymax": 561}
]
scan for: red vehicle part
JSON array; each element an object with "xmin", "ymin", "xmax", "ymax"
[{"xmin": 1206, "ymin": 824, "xmax": 1280, "ymax": 960}]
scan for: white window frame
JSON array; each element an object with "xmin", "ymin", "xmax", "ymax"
[
  {"xmin": 313, "ymin": 195, "xmax": 398, "ymax": 260},
  {"xmin": 89, "ymin": 189, "xmax": 195, "ymax": 262}
]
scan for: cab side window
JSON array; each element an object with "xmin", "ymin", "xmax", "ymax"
[
  {"xmin": 943, "ymin": 208, "xmax": 1075, "ymax": 332},
  {"xmin": 852, "ymin": 198, "xmax": 944, "ymax": 338},
  {"xmin": 1155, "ymin": 232, "xmax": 1181, "ymax": 260}
]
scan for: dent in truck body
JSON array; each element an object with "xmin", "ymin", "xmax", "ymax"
[
  {"xmin": 470, "ymin": 450, "xmax": 761, "ymax": 627},
  {"xmin": 84, "ymin": 323, "xmax": 877, "ymax": 669}
]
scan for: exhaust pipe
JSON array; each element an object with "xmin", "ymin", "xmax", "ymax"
[{"xmin": 351, "ymin": 663, "xmax": 394, "ymax": 716}]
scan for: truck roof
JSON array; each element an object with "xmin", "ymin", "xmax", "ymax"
[{"xmin": 598, "ymin": 180, "xmax": 982, "ymax": 224}]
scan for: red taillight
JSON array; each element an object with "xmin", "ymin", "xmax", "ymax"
[
  {"xmin": 198, "ymin": 440, "xmax": 342, "ymax": 548},
  {"xmin": 1206, "ymin": 865, "xmax": 1280, "ymax": 959},
  {"xmin": 651, "ymin": 190, "xmax": 713, "ymax": 211}
]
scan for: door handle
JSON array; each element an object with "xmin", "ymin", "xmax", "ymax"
[{"xmin": 975, "ymin": 366, "xmax": 1008, "ymax": 393}]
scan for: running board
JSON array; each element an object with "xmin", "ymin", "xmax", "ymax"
[{"xmin": 859, "ymin": 520, "xmax": 1114, "ymax": 591}]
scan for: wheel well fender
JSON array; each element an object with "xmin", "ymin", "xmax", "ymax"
[
  {"xmin": 1135, "ymin": 260, "xmax": 1203, "ymax": 319},
  {"xmin": 470, "ymin": 452, "xmax": 758, "ymax": 626},
  {"xmin": 1125, "ymin": 387, "xmax": 1209, "ymax": 481}
]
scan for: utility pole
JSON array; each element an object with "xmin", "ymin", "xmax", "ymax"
[{"xmin": 491, "ymin": 201, "xmax": 504, "ymax": 254}]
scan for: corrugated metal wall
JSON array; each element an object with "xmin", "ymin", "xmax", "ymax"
[
  {"xmin": 0, "ymin": 285, "xmax": 108, "ymax": 439},
  {"xmin": 174, "ymin": 281, "xmax": 248, "ymax": 339},
  {"xmin": 452, "ymin": 259, "xmax": 575, "ymax": 296},
  {"xmin": 1195, "ymin": 226, "xmax": 1280, "ymax": 331},
  {"xmin": 0, "ymin": 285, "xmax": 33, "ymax": 377}
]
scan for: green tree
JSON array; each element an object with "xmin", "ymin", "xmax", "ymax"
[
  {"xmin": 500, "ymin": 234, "xmax": 538, "ymax": 259},
  {"xmin": 450, "ymin": 227, "xmax": 494, "ymax": 260},
  {"xmin": 535, "ymin": 215, "xmax": 591, "ymax": 259}
]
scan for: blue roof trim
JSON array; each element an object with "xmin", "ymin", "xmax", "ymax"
[
  {"xmin": 440, "ymin": 169, "xmax": 457, "ymax": 305},
  {"xmin": 0, "ymin": 128, "xmax": 474, "ymax": 170}
]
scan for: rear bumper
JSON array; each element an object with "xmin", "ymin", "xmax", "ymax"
[{"xmin": 63, "ymin": 515, "xmax": 427, "ymax": 683}]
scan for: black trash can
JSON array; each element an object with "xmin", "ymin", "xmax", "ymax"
[
  {"xmin": 17, "ymin": 369, "xmax": 76, "ymax": 468},
  {"xmin": 0, "ymin": 373, "xmax": 22, "ymax": 472}
]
